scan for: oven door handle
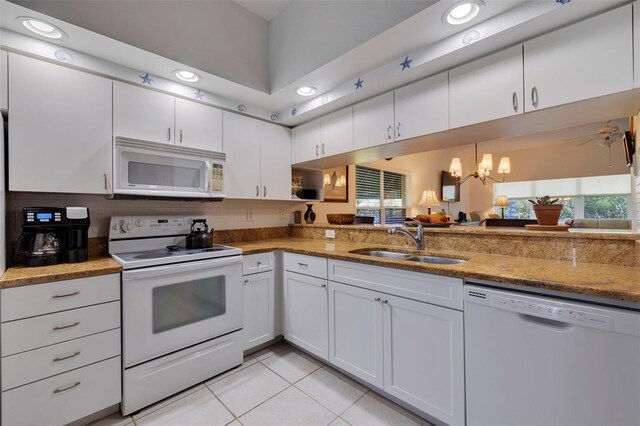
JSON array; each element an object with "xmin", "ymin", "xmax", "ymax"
[{"xmin": 123, "ymin": 256, "xmax": 242, "ymax": 280}]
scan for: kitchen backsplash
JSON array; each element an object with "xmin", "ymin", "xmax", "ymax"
[{"xmin": 6, "ymin": 192, "xmax": 303, "ymax": 242}]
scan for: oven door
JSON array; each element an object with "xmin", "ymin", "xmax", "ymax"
[{"xmin": 122, "ymin": 256, "xmax": 242, "ymax": 367}]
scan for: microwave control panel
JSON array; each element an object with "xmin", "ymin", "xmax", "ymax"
[{"xmin": 211, "ymin": 163, "xmax": 224, "ymax": 193}]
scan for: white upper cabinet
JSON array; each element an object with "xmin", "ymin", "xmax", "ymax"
[
  {"xmin": 293, "ymin": 119, "xmax": 322, "ymax": 163},
  {"xmin": 524, "ymin": 4, "xmax": 633, "ymax": 112},
  {"xmin": 449, "ymin": 45, "xmax": 524, "ymax": 129},
  {"xmin": 0, "ymin": 50, "xmax": 7, "ymax": 111},
  {"xmin": 223, "ymin": 112, "xmax": 292, "ymax": 200},
  {"xmin": 394, "ymin": 72, "xmax": 449, "ymax": 141},
  {"xmin": 8, "ymin": 54, "xmax": 113, "ymax": 194},
  {"xmin": 223, "ymin": 112, "xmax": 261, "ymax": 199},
  {"xmin": 353, "ymin": 92, "xmax": 395, "ymax": 150},
  {"xmin": 321, "ymin": 107, "xmax": 354, "ymax": 157},
  {"xmin": 633, "ymin": 1, "xmax": 639, "ymax": 88},
  {"xmin": 174, "ymin": 98, "xmax": 223, "ymax": 151},
  {"xmin": 293, "ymin": 107, "xmax": 353, "ymax": 164},
  {"xmin": 260, "ymin": 122, "xmax": 292, "ymax": 200},
  {"xmin": 113, "ymin": 82, "xmax": 175, "ymax": 144}
]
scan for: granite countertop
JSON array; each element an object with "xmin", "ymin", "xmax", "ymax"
[
  {"xmin": 232, "ymin": 238, "xmax": 640, "ymax": 306},
  {"xmin": 0, "ymin": 256, "xmax": 122, "ymax": 288}
]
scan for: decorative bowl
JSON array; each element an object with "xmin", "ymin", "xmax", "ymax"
[{"xmin": 327, "ymin": 214, "xmax": 356, "ymax": 225}]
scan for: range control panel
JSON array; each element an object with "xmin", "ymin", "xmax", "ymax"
[
  {"xmin": 109, "ymin": 216, "xmax": 212, "ymax": 239},
  {"xmin": 491, "ymin": 295, "xmax": 613, "ymax": 331}
]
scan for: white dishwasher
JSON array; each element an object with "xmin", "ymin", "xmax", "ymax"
[{"xmin": 464, "ymin": 284, "xmax": 640, "ymax": 426}]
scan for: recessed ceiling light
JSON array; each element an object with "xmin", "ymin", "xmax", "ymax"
[
  {"xmin": 174, "ymin": 70, "xmax": 201, "ymax": 83},
  {"xmin": 296, "ymin": 86, "xmax": 317, "ymax": 97},
  {"xmin": 443, "ymin": 0, "xmax": 483, "ymax": 25},
  {"xmin": 17, "ymin": 17, "xmax": 67, "ymax": 39}
]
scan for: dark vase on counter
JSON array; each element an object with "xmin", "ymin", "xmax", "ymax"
[{"xmin": 304, "ymin": 204, "xmax": 316, "ymax": 224}]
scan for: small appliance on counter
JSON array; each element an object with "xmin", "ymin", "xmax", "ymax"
[
  {"xmin": 185, "ymin": 218, "xmax": 213, "ymax": 249},
  {"xmin": 14, "ymin": 207, "xmax": 90, "ymax": 267}
]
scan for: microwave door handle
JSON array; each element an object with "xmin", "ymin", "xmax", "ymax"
[
  {"xmin": 123, "ymin": 256, "xmax": 241, "ymax": 281},
  {"xmin": 205, "ymin": 162, "xmax": 212, "ymax": 193}
]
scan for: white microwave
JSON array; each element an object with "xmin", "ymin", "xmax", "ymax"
[{"xmin": 113, "ymin": 137, "xmax": 226, "ymax": 200}]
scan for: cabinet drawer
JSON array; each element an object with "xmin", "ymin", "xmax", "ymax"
[
  {"xmin": 284, "ymin": 252, "xmax": 327, "ymax": 279},
  {"xmin": 2, "ymin": 329, "xmax": 120, "ymax": 391},
  {"xmin": 329, "ymin": 260, "xmax": 463, "ymax": 310},
  {"xmin": 1, "ymin": 274, "xmax": 120, "ymax": 322},
  {"xmin": 2, "ymin": 356, "xmax": 121, "ymax": 426},
  {"xmin": 2, "ymin": 302, "xmax": 120, "ymax": 356},
  {"xmin": 243, "ymin": 252, "xmax": 275, "ymax": 275}
]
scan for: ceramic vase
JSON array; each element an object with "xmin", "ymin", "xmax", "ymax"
[
  {"xmin": 532, "ymin": 204, "xmax": 563, "ymax": 225},
  {"xmin": 304, "ymin": 204, "xmax": 316, "ymax": 224}
]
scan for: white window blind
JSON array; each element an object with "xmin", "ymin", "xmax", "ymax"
[{"xmin": 355, "ymin": 165, "xmax": 410, "ymax": 225}]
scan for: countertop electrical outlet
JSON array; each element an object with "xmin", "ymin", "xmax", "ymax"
[{"xmin": 325, "ymin": 229, "xmax": 336, "ymax": 238}]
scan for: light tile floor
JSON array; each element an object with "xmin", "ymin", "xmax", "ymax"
[{"xmin": 90, "ymin": 341, "xmax": 431, "ymax": 426}]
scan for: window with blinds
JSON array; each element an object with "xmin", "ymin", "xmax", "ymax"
[{"xmin": 355, "ymin": 165, "xmax": 409, "ymax": 225}]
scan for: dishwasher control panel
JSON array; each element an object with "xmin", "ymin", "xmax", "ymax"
[{"xmin": 490, "ymin": 295, "xmax": 613, "ymax": 331}]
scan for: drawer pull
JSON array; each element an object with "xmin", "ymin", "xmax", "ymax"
[
  {"xmin": 53, "ymin": 381, "xmax": 81, "ymax": 394},
  {"xmin": 257, "ymin": 261, "xmax": 262, "ymax": 266},
  {"xmin": 244, "ymin": 279, "xmax": 249, "ymax": 284},
  {"xmin": 321, "ymin": 284, "xmax": 327, "ymax": 288},
  {"xmin": 53, "ymin": 351, "xmax": 81, "ymax": 362},
  {"xmin": 297, "ymin": 262, "xmax": 308, "ymax": 268},
  {"xmin": 52, "ymin": 291, "xmax": 80, "ymax": 299},
  {"xmin": 52, "ymin": 321, "xmax": 80, "ymax": 331}
]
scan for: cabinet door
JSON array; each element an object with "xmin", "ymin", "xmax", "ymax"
[
  {"xmin": 293, "ymin": 119, "xmax": 321, "ymax": 163},
  {"xmin": 353, "ymin": 92, "xmax": 395, "ymax": 150},
  {"xmin": 524, "ymin": 5, "xmax": 633, "ymax": 112},
  {"xmin": 635, "ymin": 2, "xmax": 640, "ymax": 88},
  {"xmin": 328, "ymin": 281, "xmax": 383, "ymax": 388},
  {"xmin": 283, "ymin": 271, "xmax": 328, "ymax": 361},
  {"xmin": 174, "ymin": 98, "xmax": 223, "ymax": 151},
  {"xmin": 222, "ymin": 112, "xmax": 261, "ymax": 199},
  {"xmin": 449, "ymin": 45, "xmax": 523, "ymax": 128},
  {"xmin": 321, "ymin": 107, "xmax": 353, "ymax": 157},
  {"xmin": 383, "ymin": 295, "xmax": 464, "ymax": 426},
  {"xmin": 0, "ymin": 50, "xmax": 7, "ymax": 111},
  {"xmin": 8, "ymin": 54, "xmax": 113, "ymax": 194},
  {"xmin": 243, "ymin": 271, "xmax": 275, "ymax": 351},
  {"xmin": 113, "ymin": 81, "xmax": 175, "ymax": 144},
  {"xmin": 261, "ymin": 122, "xmax": 292, "ymax": 200},
  {"xmin": 394, "ymin": 72, "xmax": 448, "ymax": 141}
]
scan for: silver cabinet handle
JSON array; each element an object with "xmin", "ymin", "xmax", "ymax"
[
  {"xmin": 531, "ymin": 86, "xmax": 538, "ymax": 108},
  {"xmin": 316, "ymin": 145, "xmax": 319, "ymax": 157},
  {"xmin": 52, "ymin": 291, "xmax": 80, "ymax": 299},
  {"xmin": 53, "ymin": 382, "xmax": 80, "ymax": 394},
  {"xmin": 257, "ymin": 261, "xmax": 262, "ymax": 266},
  {"xmin": 256, "ymin": 185, "xmax": 260, "ymax": 197},
  {"xmin": 375, "ymin": 297, "xmax": 381, "ymax": 302},
  {"xmin": 386, "ymin": 125, "xmax": 392, "ymax": 140},
  {"xmin": 321, "ymin": 284, "xmax": 327, "ymax": 288},
  {"xmin": 167, "ymin": 128, "xmax": 171, "ymax": 141},
  {"xmin": 382, "ymin": 299, "xmax": 389, "ymax": 304},
  {"xmin": 263, "ymin": 186, "xmax": 266, "ymax": 197},
  {"xmin": 297, "ymin": 262, "xmax": 308, "ymax": 268},
  {"xmin": 321, "ymin": 143, "xmax": 325, "ymax": 155},
  {"xmin": 53, "ymin": 351, "xmax": 80, "ymax": 362},
  {"xmin": 396, "ymin": 122, "xmax": 401, "ymax": 138},
  {"xmin": 52, "ymin": 321, "xmax": 80, "ymax": 331},
  {"xmin": 180, "ymin": 130, "xmax": 183, "ymax": 144},
  {"xmin": 244, "ymin": 279, "xmax": 249, "ymax": 284},
  {"xmin": 512, "ymin": 92, "xmax": 518, "ymax": 112}
]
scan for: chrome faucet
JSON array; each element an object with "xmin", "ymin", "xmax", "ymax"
[{"xmin": 388, "ymin": 219, "xmax": 424, "ymax": 250}]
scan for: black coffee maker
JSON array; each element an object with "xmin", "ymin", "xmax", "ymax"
[{"xmin": 14, "ymin": 207, "xmax": 91, "ymax": 267}]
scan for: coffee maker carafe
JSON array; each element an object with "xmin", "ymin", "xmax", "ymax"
[{"xmin": 14, "ymin": 207, "xmax": 90, "ymax": 267}]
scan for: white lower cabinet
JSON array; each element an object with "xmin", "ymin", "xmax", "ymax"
[
  {"xmin": 327, "ymin": 260, "xmax": 465, "ymax": 426},
  {"xmin": 283, "ymin": 270, "xmax": 329, "ymax": 361},
  {"xmin": 243, "ymin": 253, "xmax": 276, "ymax": 351},
  {"xmin": 1, "ymin": 274, "xmax": 121, "ymax": 426},
  {"xmin": 382, "ymin": 294, "xmax": 464, "ymax": 426},
  {"xmin": 328, "ymin": 281, "xmax": 383, "ymax": 387}
]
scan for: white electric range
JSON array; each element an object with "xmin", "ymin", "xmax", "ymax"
[{"xmin": 109, "ymin": 216, "xmax": 244, "ymax": 415}]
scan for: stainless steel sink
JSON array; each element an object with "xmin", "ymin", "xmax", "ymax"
[
  {"xmin": 349, "ymin": 249, "xmax": 466, "ymax": 264},
  {"xmin": 405, "ymin": 255, "xmax": 466, "ymax": 265}
]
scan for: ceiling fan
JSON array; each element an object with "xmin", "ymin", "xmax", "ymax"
[{"xmin": 565, "ymin": 120, "xmax": 624, "ymax": 168}]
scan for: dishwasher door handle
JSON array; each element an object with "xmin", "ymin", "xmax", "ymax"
[{"xmin": 517, "ymin": 313, "xmax": 575, "ymax": 332}]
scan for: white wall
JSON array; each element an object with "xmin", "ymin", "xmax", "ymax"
[{"xmin": 268, "ymin": 0, "xmax": 431, "ymax": 91}]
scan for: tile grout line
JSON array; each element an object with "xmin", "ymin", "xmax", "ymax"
[
  {"xmin": 234, "ymin": 382, "xmax": 294, "ymax": 421},
  {"xmin": 204, "ymin": 383, "xmax": 240, "ymax": 425}
]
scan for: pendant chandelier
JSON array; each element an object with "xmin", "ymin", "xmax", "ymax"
[{"xmin": 449, "ymin": 143, "xmax": 511, "ymax": 185}]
